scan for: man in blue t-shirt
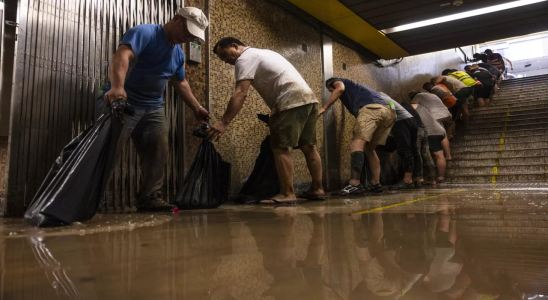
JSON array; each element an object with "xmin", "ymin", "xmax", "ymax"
[
  {"xmin": 321, "ymin": 78, "xmax": 396, "ymax": 195},
  {"xmin": 101, "ymin": 7, "xmax": 210, "ymax": 212}
]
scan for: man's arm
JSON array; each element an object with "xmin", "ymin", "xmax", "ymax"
[
  {"xmin": 104, "ymin": 45, "xmax": 134, "ymax": 104},
  {"xmin": 207, "ymin": 80, "xmax": 252, "ymax": 141},
  {"xmin": 171, "ymin": 78, "xmax": 210, "ymax": 123},
  {"xmin": 504, "ymin": 57, "xmax": 513, "ymax": 70},
  {"xmin": 319, "ymin": 81, "xmax": 345, "ymax": 115}
]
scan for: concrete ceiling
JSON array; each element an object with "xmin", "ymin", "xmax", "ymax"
[{"xmin": 287, "ymin": 0, "xmax": 548, "ymax": 58}]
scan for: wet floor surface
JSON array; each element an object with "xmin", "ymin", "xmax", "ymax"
[{"xmin": 1, "ymin": 186, "xmax": 547, "ymax": 299}]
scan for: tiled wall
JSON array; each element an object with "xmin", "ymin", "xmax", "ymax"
[
  {"xmin": 0, "ymin": 137, "xmax": 7, "ymax": 214},
  {"xmin": 209, "ymin": 0, "xmax": 324, "ymax": 194},
  {"xmin": 331, "ymin": 42, "xmax": 464, "ymax": 185}
]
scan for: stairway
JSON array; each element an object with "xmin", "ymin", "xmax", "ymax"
[{"xmin": 447, "ymin": 74, "xmax": 548, "ymax": 184}]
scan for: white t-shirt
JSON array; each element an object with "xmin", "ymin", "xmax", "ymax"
[
  {"xmin": 443, "ymin": 76, "xmax": 467, "ymax": 94},
  {"xmin": 411, "ymin": 93, "xmax": 451, "ymax": 120},
  {"xmin": 235, "ymin": 47, "xmax": 318, "ymax": 113}
]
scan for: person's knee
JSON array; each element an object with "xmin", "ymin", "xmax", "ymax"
[
  {"xmin": 299, "ymin": 145, "xmax": 315, "ymax": 156},
  {"xmin": 272, "ymin": 147, "xmax": 291, "ymax": 156}
]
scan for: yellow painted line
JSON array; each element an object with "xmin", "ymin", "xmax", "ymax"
[
  {"xmin": 493, "ymin": 167, "xmax": 499, "ymax": 175},
  {"xmin": 501, "ymin": 132, "xmax": 506, "ymax": 138},
  {"xmin": 495, "ymin": 159, "xmax": 500, "ymax": 166},
  {"xmin": 500, "ymin": 138, "xmax": 505, "ymax": 145},
  {"xmin": 492, "ymin": 176, "xmax": 497, "ymax": 183},
  {"xmin": 352, "ymin": 189, "xmax": 466, "ymax": 215},
  {"xmin": 499, "ymin": 145, "xmax": 504, "ymax": 151}
]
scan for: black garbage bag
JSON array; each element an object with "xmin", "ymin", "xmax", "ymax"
[
  {"xmin": 172, "ymin": 124, "xmax": 231, "ymax": 209},
  {"xmin": 236, "ymin": 114, "xmax": 280, "ymax": 204},
  {"xmin": 24, "ymin": 100, "xmax": 134, "ymax": 227}
]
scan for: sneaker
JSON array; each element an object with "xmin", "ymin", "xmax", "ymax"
[
  {"xmin": 137, "ymin": 192, "xmax": 176, "ymax": 212},
  {"xmin": 339, "ymin": 184, "xmax": 366, "ymax": 196},
  {"xmin": 414, "ymin": 181, "xmax": 422, "ymax": 189},
  {"xmin": 368, "ymin": 183, "xmax": 384, "ymax": 193},
  {"xmin": 389, "ymin": 181, "xmax": 415, "ymax": 190}
]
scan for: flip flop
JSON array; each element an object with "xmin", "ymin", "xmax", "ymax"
[
  {"xmin": 437, "ymin": 179, "xmax": 447, "ymax": 184},
  {"xmin": 297, "ymin": 191, "xmax": 326, "ymax": 201},
  {"xmin": 255, "ymin": 198, "xmax": 297, "ymax": 205}
]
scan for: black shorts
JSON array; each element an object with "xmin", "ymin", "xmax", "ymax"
[
  {"xmin": 448, "ymin": 101, "xmax": 462, "ymax": 121},
  {"xmin": 483, "ymin": 85, "xmax": 494, "ymax": 98},
  {"xmin": 473, "ymin": 84, "xmax": 485, "ymax": 100},
  {"xmin": 428, "ymin": 135, "xmax": 445, "ymax": 153}
]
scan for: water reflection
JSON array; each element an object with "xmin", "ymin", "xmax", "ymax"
[{"xmin": 0, "ymin": 190, "xmax": 544, "ymax": 299}]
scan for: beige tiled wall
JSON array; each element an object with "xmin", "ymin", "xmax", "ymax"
[
  {"xmin": 209, "ymin": 0, "xmax": 324, "ymax": 194},
  {"xmin": 0, "ymin": 137, "xmax": 7, "ymax": 213}
]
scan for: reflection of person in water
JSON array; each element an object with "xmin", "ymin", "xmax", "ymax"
[
  {"xmin": 350, "ymin": 205, "xmax": 428, "ymax": 300},
  {"xmin": 423, "ymin": 199, "xmax": 464, "ymax": 294},
  {"xmin": 244, "ymin": 208, "xmax": 342, "ymax": 300}
]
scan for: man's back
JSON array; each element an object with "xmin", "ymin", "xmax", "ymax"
[
  {"xmin": 448, "ymin": 71, "xmax": 476, "ymax": 87},
  {"xmin": 487, "ymin": 53, "xmax": 505, "ymax": 71},
  {"xmin": 477, "ymin": 63, "xmax": 500, "ymax": 76},
  {"xmin": 332, "ymin": 78, "xmax": 385, "ymax": 117},
  {"xmin": 107, "ymin": 24, "xmax": 186, "ymax": 109},
  {"xmin": 235, "ymin": 47, "xmax": 317, "ymax": 114},
  {"xmin": 470, "ymin": 69, "xmax": 493, "ymax": 86},
  {"xmin": 411, "ymin": 93, "xmax": 450, "ymax": 120},
  {"xmin": 430, "ymin": 85, "xmax": 456, "ymax": 108},
  {"xmin": 442, "ymin": 76, "xmax": 467, "ymax": 94}
]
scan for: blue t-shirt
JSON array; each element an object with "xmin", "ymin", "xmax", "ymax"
[
  {"xmin": 103, "ymin": 24, "xmax": 185, "ymax": 109},
  {"xmin": 330, "ymin": 78, "xmax": 385, "ymax": 117}
]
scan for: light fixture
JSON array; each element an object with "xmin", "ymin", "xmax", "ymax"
[{"xmin": 381, "ymin": 0, "xmax": 548, "ymax": 34}]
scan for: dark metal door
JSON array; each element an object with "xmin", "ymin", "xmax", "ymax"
[{"xmin": 6, "ymin": 0, "xmax": 186, "ymax": 216}]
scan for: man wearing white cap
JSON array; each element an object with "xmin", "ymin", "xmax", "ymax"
[{"xmin": 101, "ymin": 7, "xmax": 210, "ymax": 212}]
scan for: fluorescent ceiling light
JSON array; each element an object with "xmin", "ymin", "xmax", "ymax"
[
  {"xmin": 381, "ymin": 0, "xmax": 547, "ymax": 34},
  {"xmin": 0, "ymin": 2, "xmax": 4, "ymax": 10}
]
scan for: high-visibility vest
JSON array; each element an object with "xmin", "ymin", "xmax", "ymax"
[
  {"xmin": 435, "ymin": 84, "xmax": 457, "ymax": 108},
  {"xmin": 449, "ymin": 71, "xmax": 477, "ymax": 87}
]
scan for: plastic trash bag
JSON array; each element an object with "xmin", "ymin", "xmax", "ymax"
[
  {"xmin": 172, "ymin": 124, "xmax": 231, "ymax": 209},
  {"xmin": 24, "ymin": 100, "xmax": 134, "ymax": 227},
  {"xmin": 236, "ymin": 114, "xmax": 280, "ymax": 204}
]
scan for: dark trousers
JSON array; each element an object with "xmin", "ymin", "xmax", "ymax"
[
  {"xmin": 97, "ymin": 98, "xmax": 169, "ymax": 206},
  {"xmin": 417, "ymin": 127, "xmax": 436, "ymax": 181},
  {"xmin": 381, "ymin": 118, "xmax": 421, "ymax": 177}
]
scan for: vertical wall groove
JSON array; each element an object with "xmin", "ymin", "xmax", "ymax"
[{"xmin": 6, "ymin": 0, "xmax": 185, "ymax": 216}]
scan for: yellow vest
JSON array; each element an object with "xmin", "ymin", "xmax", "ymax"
[{"xmin": 449, "ymin": 71, "xmax": 477, "ymax": 87}]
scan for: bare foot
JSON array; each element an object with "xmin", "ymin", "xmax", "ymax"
[
  {"xmin": 445, "ymin": 156, "xmax": 452, "ymax": 161},
  {"xmin": 259, "ymin": 194, "xmax": 297, "ymax": 204}
]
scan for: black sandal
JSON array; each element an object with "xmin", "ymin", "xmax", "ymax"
[
  {"xmin": 255, "ymin": 198, "xmax": 297, "ymax": 205},
  {"xmin": 297, "ymin": 191, "xmax": 326, "ymax": 201}
]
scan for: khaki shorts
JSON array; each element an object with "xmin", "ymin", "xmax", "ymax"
[
  {"xmin": 353, "ymin": 104, "xmax": 396, "ymax": 146},
  {"xmin": 269, "ymin": 103, "xmax": 318, "ymax": 148}
]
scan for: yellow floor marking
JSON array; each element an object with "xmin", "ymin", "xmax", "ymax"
[
  {"xmin": 492, "ymin": 176, "xmax": 497, "ymax": 183},
  {"xmin": 352, "ymin": 189, "xmax": 466, "ymax": 215},
  {"xmin": 501, "ymin": 132, "xmax": 506, "ymax": 138},
  {"xmin": 500, "ymin": 138, "xmax": 504, "ymax": 145},
  {"xmin": 493, "ymin": 167, "xmax": 499, "ymax": 174},
  {"xmin": 499, "ymin": 145, "xmax": 504, "ymax": 150}
]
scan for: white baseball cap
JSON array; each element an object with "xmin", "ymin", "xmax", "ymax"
[{"xmin": 178, "ymin": 7, "xmax": 209, "ymax": 41}]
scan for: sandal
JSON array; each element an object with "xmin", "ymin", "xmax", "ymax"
[
  {"xmin": 256, "ymin": 198, "xmax": 297, "ymax": 205},
  {"xmin": 297, "ymin": 191, "xmax": 325, "ymax": 201}
]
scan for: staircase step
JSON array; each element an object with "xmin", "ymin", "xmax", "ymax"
[
  {"xmin": 489, "ymin": 96, "xmax": 548, "ymax": 106},
  {"xmin": 451, "ymin": 149, "xmax": 548, "ymax": 160},
  {"xmin": 471, "ymin": 103, "xmax": 548, "ymax": 116},
  {"xmin": 451, "ymin": 141, "xmax": 547, "ymax": 153},
  {"xmin": 496, "ymin": 88, "xmax": 548, "ymax": 97},
  {"xmin": 460, "ymin": 129, "xmax": 547, "ymax": 140},
  {"xmin": 461, "ymin": 117, "xmax": 547, "ymax": 130},
  {"xmin": 471, "ymin": 108, "xmax": 548, "ymax": 121},
  {"xmin": 461, "ymin": 122, "xmax": 548, "ymax": 135},
  {"xmin": 452, "ymin": 134, "xmax": 546, "ymax": 146},
  {"xmin": 473, "ymin": 99, "xmax": 548, "ymax": 113},
  {"xmin": 448, "ymin": 174, "xmax": 548, "ymax": 184},
  {"xmin": 447, "ymin": 157, "xmax": 546, "ymax": 168},
  {"xmin": 470, "ymin": 112, "xmax": 548, "ymax": 124},
  {"xmin": 446, "ymin": 164, "xmax": 547, "ymax": 176}
]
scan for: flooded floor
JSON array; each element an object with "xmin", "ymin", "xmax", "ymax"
[{"xmin": 1, "ymin": 185, "xmax": 547, "ymax": 299}]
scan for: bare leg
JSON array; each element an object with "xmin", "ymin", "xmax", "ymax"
[
  {"xmin": 441, "ymin": 136, "xmax": 452, "ymax": 160},
  {"xmin": 364, "ymin": 142, "xmax": 381, "ymax": 185},
  {"xmin": 300, "ymin": 145, "xmax": 325, "ymax": 196},
  {"xmin": 262, "ymin": 147, "xmax": 297, "ymax": 203},
  {"xmin": 432, "ymin": 150, "xmax": 446, "ymax": 180},
  {"xmin": 460, "ymin": 103, "xmax": 470, "ymax": 129},
  {"xmin": 476, "ymin": 97, "xmax": 485, "ymax": 107}
]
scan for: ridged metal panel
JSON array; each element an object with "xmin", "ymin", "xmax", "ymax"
[{"xmin": 6, "ymin": 0, "xmax": 185, "ymax": 216}]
